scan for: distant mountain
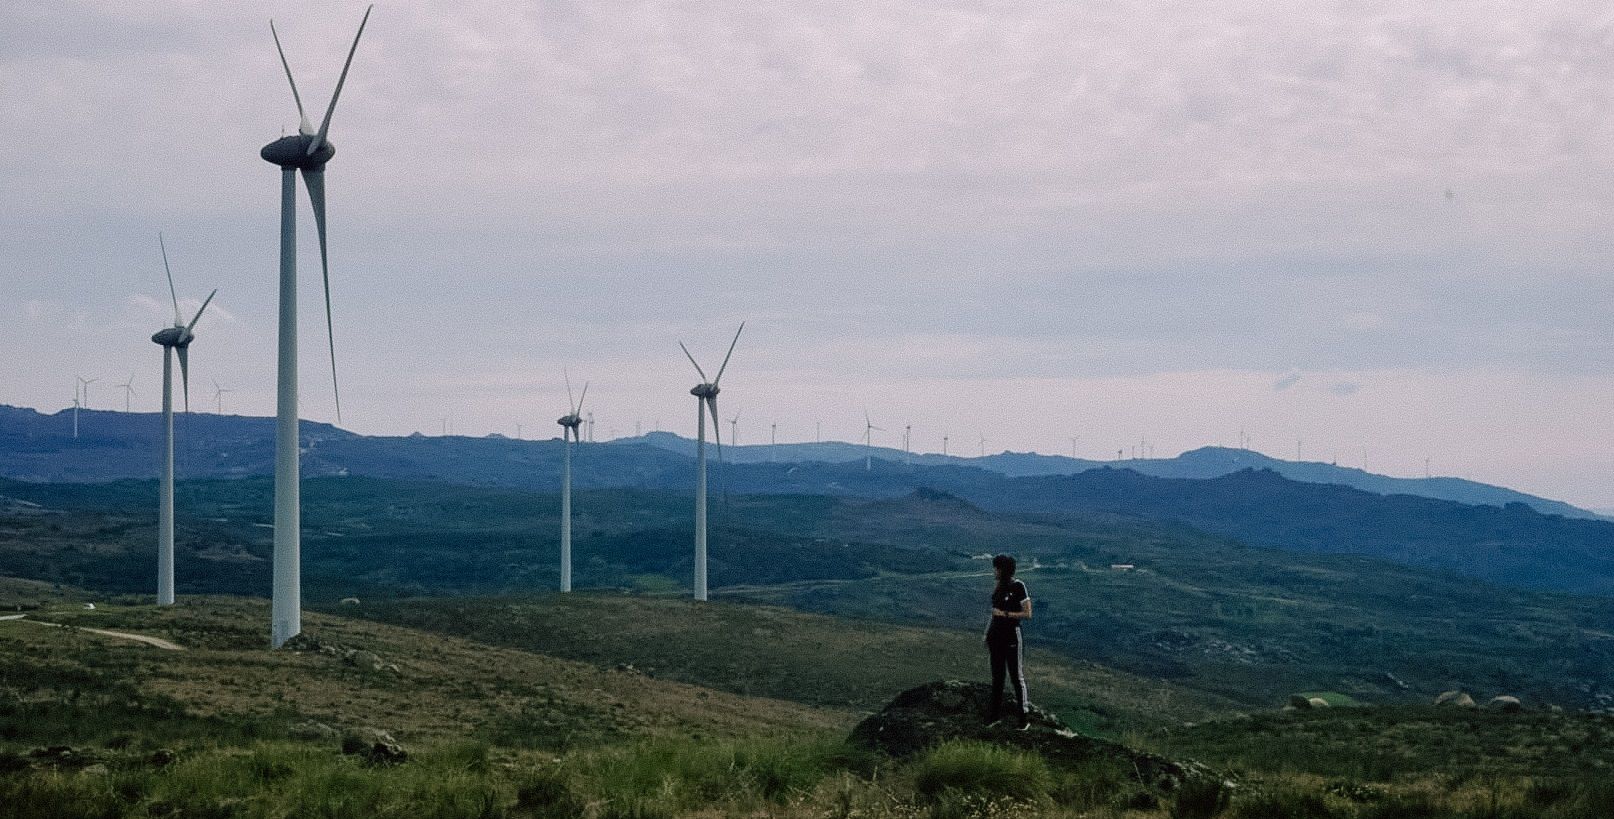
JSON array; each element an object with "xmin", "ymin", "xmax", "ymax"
[
  {"xmin": 8, "ymin": 403, "xmax": 1614, "ymax": 597},
  {"xmin": 620, "ymin": 430, "xmax": 1598, "ymax": 519}
]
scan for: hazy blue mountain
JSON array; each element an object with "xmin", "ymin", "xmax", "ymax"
[{"xmin": 619, "ymin": 429, "xmax": 1598, "ymax": 519}]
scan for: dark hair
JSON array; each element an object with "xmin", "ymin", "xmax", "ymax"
[{"xmin": 992, "ymin": 554, "xmax": 1016, "ymax": 581}]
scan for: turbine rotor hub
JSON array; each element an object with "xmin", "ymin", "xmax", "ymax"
[
  {"xmin": 260, "ymin": 134, "xmax": 334, "ymax": 169},
  {"xmin": 690, "ymin": 383, "xmax": 719, "ymax": 398}
]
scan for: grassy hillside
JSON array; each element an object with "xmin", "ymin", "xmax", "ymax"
[
  {"xmin": 335, "ymin": 593, "xmax": 1238, "ymax": 737},
  {"xmin": 5, "ymin": 476, "xmax": 1613, "ymax": 716},
  {"xmin": 6, "ymin": 582, "xmax": 1614, "ymax": 817}
]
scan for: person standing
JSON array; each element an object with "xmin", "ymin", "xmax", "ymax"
[{"xmin": 985, "ymin": 553, "xmax": 1032, "ymax": 728}]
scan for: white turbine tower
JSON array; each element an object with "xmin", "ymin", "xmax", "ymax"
[
  {"xmin": 77, "ymin": 376, "xmax": 98, "ymax": 411},
  {"xmin": 118, "ymin": 375, "xmax": 136, "ymax": 412},
  {"xmin": 556, "ymin": 373, "xmax": 587, "ymax": 593},
  {"xmin": 71, "ymin": 382, "xmax": 81, "ymax": 439},
  {"xmin": 863, "ymin": 412, "xmax": 883, "ymax": 471},
  {"xmin": 150, "ymin": 234, "xmax": 218, "ymax": 607},
  {"xmin": 261, "ymin": 6, "xmax": 372, "ymax": 648},
  {"xmin": 728, "ymin": 408, "xmax": 741, "ymax": 447},
  {"xmin": 680, "ymin": 322, "xmax": 744, "ymax": 602}
]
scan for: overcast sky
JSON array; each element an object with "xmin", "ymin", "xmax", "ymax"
[{"xmin": 4, "ymin": 2, "xmax": 1614, "ymax": 507}]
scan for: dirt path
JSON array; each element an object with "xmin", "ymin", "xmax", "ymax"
[{"xmin": 0, "ymin": 616, "xmax": 184, "ymax": 650}]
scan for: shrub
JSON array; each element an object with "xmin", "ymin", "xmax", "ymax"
[
  {"xmin": 911, "ymin": 741, "xmax": 1051, "ymax": 803},
  {"xmin": 1173, "ymin": 776, "xmax": 1232, "ymax": 818},
  {"xmin": 1231, "ymin": 787, "xmax": 1345, "ymax": 819},
  {"xmin": 516, "ymin": 767, "xmax": 584, "ymax": 817}
]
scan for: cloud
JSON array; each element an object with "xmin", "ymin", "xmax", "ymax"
[{"xmin": 1273, "ymin": 370, "xmax": 1303, "ymax": 391}]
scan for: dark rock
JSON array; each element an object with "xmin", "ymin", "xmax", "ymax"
[
  {"xmin": 849, "ymin": 680, "xmax": 1214, "ymax": 791},
  {"xmin": 148, "ymin": 748, "xmax": 178, "ymax": 767},
  {"xmin": 341, "ymin": 727, "xmax": 407, "ymax": 766},
  {"xmin": 1288, "ymin": 694, "xmax": 1313, "ymax": 710}
]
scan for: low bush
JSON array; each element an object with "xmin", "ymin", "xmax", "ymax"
[{"xmin": 910, "ymin": 741, "xmax": 1051, "ymax": 803}]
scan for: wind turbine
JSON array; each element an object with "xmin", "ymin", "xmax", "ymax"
[
  {"xmin": 942, "ymin": 433, "xmax": 949, "ymax": 456},
  {"xmin": 556, "ymin": 373, "xmax": 587, "ymax": 593},
  {"xmin": 213, "ymin": 380, "xmax": 234, "ymax": 415},
  {"xmin": 903, "ymin": 423, "xmax": 912, "ymax": 464},
  {"xmin": 71, "ymin": 381, "xmax": 81, "ymax": 439},
  {"xmin": 118, "ymin": 375, "xmax": 137, "ymax": 412},
  {"xmin": 261, "ymin": 6, "xmax": 373, "ymax": 648},
  {"xmin": 728, "ymin": 408, "xmax": 741, "ymax": 447},
  {"xmin": 862, "ymin": 412, "xmax": 883, "ymax": 471},
  {"xmin": 77, "ymin": 376, "xmax": 98, "ymax": 411},
  {"xmin": 150, "ymin": 234, "xmax": 218, "ymax": 607},
  {"xmin": 679, "ymin": 322, "xmax": 743, "ymax": 602}
]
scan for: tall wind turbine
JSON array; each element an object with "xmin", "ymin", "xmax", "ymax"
[
  {"xmin": 71, "ymin": 382, "xmax": 80, "ymax": 439},
  {"xmin": 728, "ymin": 408, "xmax": 741, "ymax": 447},
  {"xmin": 556, "ymin": 373, "xmax": 587, "ymax": 593},
  {"xmin": 150, "ymin": 234, "xmax": 218, "ymax": 607},
  {"xmin": 680, "ymin": 322, "xmax": 744, "ymax": 602},
  {"xmin": 118, "ymin": 375, "xmax": 137, "ymax": 413},
  {"xmin": 261, "ymin": 6, "xmax": 372, "ymax": 648},
  {"xmin": 863, "ymin": 412, "xmax": 883, "ymax": 471}
]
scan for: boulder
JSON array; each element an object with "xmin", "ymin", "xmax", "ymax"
[
  {"xmin": 339, "ymin": 597, "xmax": 361, "ymax": 606},
  {"xmin": 1487, "ymin": 695, "xmax": 1523, "ymax": 713},
  {"xmin": 849, "ymin": 680, "xmax": 1213, "ymax": 792},
  {"xmin": 347, "ymin": 650, "xmax": 385, "ymax": 672},
  {"xmin": 1307, "ymin": 697, "xmax": 1331, "ymax": 709},
  {"xmin": 1288, "ymin": 695, "xmax": 1313, "ymax": 710},
  {"xmin": 1434, "ymin": 690, "xmax": 1476, "ymax": 708},
  {"xmin": 341, "ymin": 728, "xmax": 407, "ymax": 766}
]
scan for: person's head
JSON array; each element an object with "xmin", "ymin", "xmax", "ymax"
[{"xmin": 992, "ymin": 553, "xmax": 1016, "ymax": 584}]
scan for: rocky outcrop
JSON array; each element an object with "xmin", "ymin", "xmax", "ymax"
[
  {"xmin": 1435, "ymin": 690, "xmax": 1476, "ymax": 708},
  {"xmin": 341, "ymin": 727, "xmax": 408, "ymax": 766},
  {"xmin": 1487, "ymin": 695, "xmax": 1523, "ymax": 713},
  {"xmin": 849, "ymin": 680, "xmax": 1215, "ymax": 791}
]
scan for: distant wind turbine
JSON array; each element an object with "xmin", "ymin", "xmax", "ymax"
[
  {"xmin": 71, "ymin": 381, "xmax": 81, "ymax": 439},
  {"xmin": 1070, "ymin": 436, "xmax": 1078, "ymax": 459},
  {"xmin": 903, "ymin": 423, "xmax": 912, "ymax": 464},
  {"xmin": 150, "ymin": 234, "xmax": 218, "ymax": 607},
  {"xmin": 118, "ymin": 375, "xmax": 136, "ymax": 413},
  {"xmin": 979, "ymin": 433, "xmax": 987, "ymax": 457},
  {"xmin": 556, "ymin": 372, "xmax": 587, "ymax": 593},
  {"xmin": 213, "ymin": 380, "xmax": 234, "ymax": 415},
  {"xmin": 728, "ymin": 407, "xmax": 741, "ymax": 447},
  {"xmin": 680, "ymin": 322, "xmax": 743, "ymax": 601},
  {"xmin": 863, "ymin": 412, "xmax": 883, "ymax": 471},
  {"xmin": 942, "ymin": 433, "xmax": 949, "ymax": 456},
  {"xmin": 261, "ymin": 5, "xmax": 373, "ymax": 648}
]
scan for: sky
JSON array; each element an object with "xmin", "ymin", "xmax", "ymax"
[{"xmin": 3, "ymin": 2, "xmax": 1614, "ymax": 508}]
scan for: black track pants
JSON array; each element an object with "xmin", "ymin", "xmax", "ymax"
[{"xmin": 988, "ymin": 633, "xmax": 1028, "ymax": 722}]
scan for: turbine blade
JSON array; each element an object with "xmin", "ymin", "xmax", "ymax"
[
  {"xmin": 679, "ymin": 341, "xmax": 708, "ymax": 382},
  {"xmin": 577, "ymin": 382, "xmax": 589, "ymax": 413},
  {"xmin": 270, "ymin": 20, "xmax": 312, "ymax": 134},
  {"xmin": 185, "ymin": 288, "xmax": 217, "ymax": 333},
  {"xmin": 309, "ymin": 4, "xmax": 374, "ymax": 156},
  {"xmin": 564, "ymin": 369, "xmax": 575, "ymax": 412},
  {"xmin": 713, "ymin": 321, "xmax": 744, "ymax": 384},
  {"xmin": 177, "ymin": 346, "xmax": 191, "ymax": 412},
  {"xmin": 707, "ymin": 396, "xmax": 723, "ymax": 464},
  {"xmin": 300, "ymin": 168, "xmax": 342, "ymax": 422},
  {"xmin": 158, "ymin": 233, "xmax": 181, "ymax": 325}
]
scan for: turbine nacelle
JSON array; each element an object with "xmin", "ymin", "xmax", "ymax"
[
  {"xmin": 261, "ymin": 134, "xmax": 334, "ymax": 169},
  {"xmin": 150, "ymin": 326, "xmax": 194, "ymax": 348},
  {"xmin": 690, "ymin": 383, "xmax": 720, "ymax": 399},
  {"xmin": 557, "ymin": 414, "xmax": 583, "ymax": 429}
]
